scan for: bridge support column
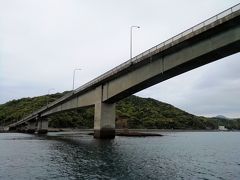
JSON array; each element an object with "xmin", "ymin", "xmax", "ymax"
[
  {"xmin": 37, "ymin": 118, "xmax": 48, "ymax": 134},
  {"xmin": 94, "ymin": 102, "xmax": 115, "ymax": 139},
  {"xmin": 17, "ymin": 125, "xmax": 26, "ymax": 133},
  {"xmin": 26, "ymin": 121, "xmax": 36, "ymax": 134},
  {"xmin": 9, "ymin": 126, "xmax": 16, "ymax": 132}
]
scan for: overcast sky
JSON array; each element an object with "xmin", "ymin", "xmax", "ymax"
[{"xmin": 0, "ymin": 0, "xmax": 240, "ymax": 118}]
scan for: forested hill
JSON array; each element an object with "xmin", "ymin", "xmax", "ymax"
[{"xmin": 0, "ymin": 92, "xmax": 239, "ymax": 130}]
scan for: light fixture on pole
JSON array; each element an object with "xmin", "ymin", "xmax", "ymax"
[
  {"xmin": 130, "ymin": 25, "xmax": 140, "ymax": 59},
  {"xmin": 72, "ymin": 68, "xmax": 81, "ymax": 90}
]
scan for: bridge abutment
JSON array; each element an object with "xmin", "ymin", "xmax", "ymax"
[
  {"xmin": 19, "ymin": 126, "xmax": 27, "ymax": 133},
  {"xmin": 26, "ymin": 121, "xmax": 36, "ymax": 134},
  {"xmin": 9, "ymin": 126, "xmax": 16, "ymax": 132},
  {"xmin": 94, "ymin": 102, "xmax": 115, "ymax": 139},
  {"xmin": 37, "ymin": 118, "xmax": 48, "ymax": 134}
]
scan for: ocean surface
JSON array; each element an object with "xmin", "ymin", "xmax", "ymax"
[{"xmin": 0, "ymin": 131, "xmax": 240, "ymax": 180}]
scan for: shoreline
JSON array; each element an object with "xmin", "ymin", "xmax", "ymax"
[
  {"xmin": 2, "ymin": 129, "xmax": 239, "ymax": 136},
  {"xmin": 45, "ymin": 128, "xmax": 240, "ymax": 137},
  {"xmin": 47, "ymin": 128, "xmax": 240, "ymax": 133}
]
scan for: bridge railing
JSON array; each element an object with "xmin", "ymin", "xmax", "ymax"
[
  {"xmin": 51, "ymin": 3, "xmax": 240, "ymax": 109},
  {"xmin": 8, "ymin": 3, "xmax": 240, "ymax": 126},
  {"xmin": 74, "ymin": 3, "xmax": 240, "ymax": 94}
]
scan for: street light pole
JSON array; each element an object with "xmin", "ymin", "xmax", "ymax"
[
  {"xmin": 72, "ymin": 68, "xmax": 81, "ymax": 90},
  {"xmin": 130, "ymin": 25, "xmax": 140, "ymax": 59},
  {"xmin": 47, "ymin": 88, "xmax": 55, "ymax": 107}
]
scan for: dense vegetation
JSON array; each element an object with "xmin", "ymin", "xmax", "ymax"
[{"xmin": 0, "ymin": 92, "xmax": 240, "ymax": 130}]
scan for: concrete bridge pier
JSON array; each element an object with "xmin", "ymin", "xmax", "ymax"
[
  {"xmin": 9, "ymin": 126, "xmax": 16, "ymax": 132},
  {"xmin": 16, "ymin": 126, "xmax": 21, "ymax": 132},
  {"xmin": 26, "ymin": 121, "xmax": 36, "ymax": 134},
  {"xmin": 94, "ymin": 102, "xmax": 116, "ymax": 139},
  {"xmin": 37, "ymin": 118, "xmax": 48, "ymax": 134},
  {"xmin": 16, "ymin": 125, "xmax": 26, "ymax": 133}
]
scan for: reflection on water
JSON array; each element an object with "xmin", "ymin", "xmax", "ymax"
[{"xmin": 0, "ymin": 132, "xmax": 240, "ymax": 179}]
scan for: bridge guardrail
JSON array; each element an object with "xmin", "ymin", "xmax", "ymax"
[{"xmin": 74, "ymin": 3, "xmax": 240, "ymax": 94}]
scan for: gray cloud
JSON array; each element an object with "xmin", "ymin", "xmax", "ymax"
[{"xmin": 1, "ymin": 0, "xmax": 240, "ymax": 118}]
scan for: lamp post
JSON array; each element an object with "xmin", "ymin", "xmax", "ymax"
[
  {"xmin": 130, "ymin": 25, "xmax": 140, "ymax": 59},
  {"xmin": 72, "ymin": 68, "xmax": 81, "ymax": 90},
  {"xmin": 46, "ymin": 88, "xmax": 55, "ymax": 107}
]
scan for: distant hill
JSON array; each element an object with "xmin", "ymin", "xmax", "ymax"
[
  {"xmin": 215, "ymin": 115, "xmax": 228, "ymax": 119},
  {"xmin": 0, "ymin": 92, "xmax": 240, "ymax": 130}
]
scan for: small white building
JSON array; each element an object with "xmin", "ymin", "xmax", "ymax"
[{"xmin": 218, "ymin": 126, "xmax": 228, "ymax": 131}]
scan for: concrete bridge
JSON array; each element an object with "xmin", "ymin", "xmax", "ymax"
[{"xmin": 7, "ymin": 4, "xmax": 240, "ymax": 138}]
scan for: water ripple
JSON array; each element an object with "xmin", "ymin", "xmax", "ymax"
[{"xmin": 0, "ymin": 132, "xmax": 240, "ymax": 179}]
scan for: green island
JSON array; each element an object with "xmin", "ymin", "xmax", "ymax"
[{"xmin": 0, "ymin": 91, "xmax": 240, "ymax": 130}]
